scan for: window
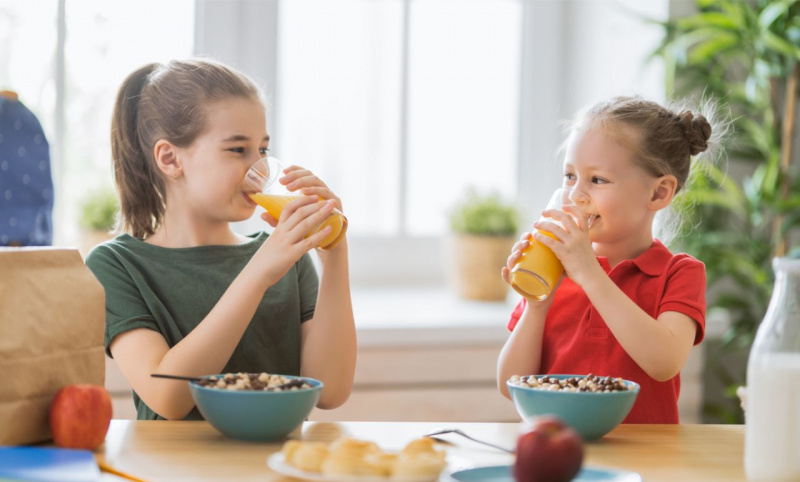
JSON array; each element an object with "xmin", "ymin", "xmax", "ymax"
[
  {"xmin": 0, "ymin": 0, "xmax": 194, "ymax": 246},
  {"xmin": 276, "ymin": 0, "xmax": 521, "ymax": 237}
]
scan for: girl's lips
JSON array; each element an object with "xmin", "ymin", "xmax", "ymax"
[{"xmin": 243, "ymin": 192, "xmax": 256, "ymax": 206}]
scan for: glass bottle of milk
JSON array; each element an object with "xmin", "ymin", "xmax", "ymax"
[{"xmin": 744, "ymin": 257, "xmax": 800, "ymax": 481}]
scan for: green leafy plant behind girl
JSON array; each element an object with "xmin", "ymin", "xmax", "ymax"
[
  {"xmin": 498, "ymin": 96, "xmax": 721, "ymax": 423},
  {"xmin": 86, "ymin": 59, "xmax": 355, "ymax": 420}
]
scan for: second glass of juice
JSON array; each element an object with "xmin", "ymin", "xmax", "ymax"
[
  {"xmin": 243, "ymin": 156, "xmax": 348, "ymax": 250},
  {"xmin": 510, "ymin": 187, "xmax": 594, "ymax": 300}
]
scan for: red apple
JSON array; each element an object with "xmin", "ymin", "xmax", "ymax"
[
  {"xmin": 513, "ymin": 416, "xmax": 584, "ymax": 482},
  {"xmin": 49, "ymin": 384, "xmax": 112, "ymax": 450}
]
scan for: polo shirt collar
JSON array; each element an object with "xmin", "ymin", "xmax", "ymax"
[{"xmin": 596, "ymin": 239, "xmax": 673, "ymax": 276}]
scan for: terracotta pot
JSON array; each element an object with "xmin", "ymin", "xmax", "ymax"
[{"xmin": 445, "ymin": 235, "xmax": 515, "ymax": 301}]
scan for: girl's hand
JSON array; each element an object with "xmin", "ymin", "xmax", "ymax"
[
  {"xmin": 501, "ymin": 231, "xmax": 562, "ymax": 307},
  {"xmin": 258, "ymin": 195, "xmax": 337, "ymax": 284},
  {"xmin": 281, "ymin": 165, "xmax": 343, "ymax": 212},
  {"xmin": 275, "ymin": 164, "xmax": 347, "ymax": 255},
  {"xmin": 500, "ymin": 232, "xmax": 532, "ymax": 285},
  {"xmin": 532, "ymin": 205, "xmax": 601, "ymax": 287}
]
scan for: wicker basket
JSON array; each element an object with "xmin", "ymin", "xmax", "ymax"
[{"xmin": 445, "ymin": 235, "xmax": 514, "ymax": 301}]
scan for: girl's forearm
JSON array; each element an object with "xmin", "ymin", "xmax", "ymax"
[
  {"xmin": 497, "ymin": 303, "xmax": 548, "ymax": 399},
  {"xmin": 580, "ymin": 273, "xmax": 692, "ymax": 381},
  {"xmin": 149, "ymin": 256, "xmax": 275, "ymax": 418},
  {"xmin": 300, "ymin": 241, "xmax": 356, "ymax": 409}
]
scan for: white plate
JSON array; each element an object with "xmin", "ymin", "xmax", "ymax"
[{"xmin": 267, "ymin": 453, "xmax": 440, "ymax": 482}]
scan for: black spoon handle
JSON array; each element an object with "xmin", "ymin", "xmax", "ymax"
[{"xmin": 151, "ymin": 373, "xmax": 203, "ymax": 382}]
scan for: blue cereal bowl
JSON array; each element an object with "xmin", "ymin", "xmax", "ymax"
[
  {"xmin": 507, "ymin": 374, "xmax": 639, "ymax": 441},
  {"xmin": 189, "ymin": 374, "xmax": 322, "ymax": 442}
]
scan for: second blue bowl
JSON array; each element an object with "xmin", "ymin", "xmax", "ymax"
[{"xmin": 507, "ymin": 374, "xmax": 639, "ymax": 440}]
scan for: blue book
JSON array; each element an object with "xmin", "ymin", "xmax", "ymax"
[{"xmin": 0, "ymin": 447, "xmax": 99, "ymax": 482}]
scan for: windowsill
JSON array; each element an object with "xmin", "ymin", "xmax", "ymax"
[{"xmin": 350, "ymin": 285, "xmax": 517, "ymax": 347}]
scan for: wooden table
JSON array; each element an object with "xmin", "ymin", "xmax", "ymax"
[{"xmin": 98, "ymin": 421, "xmax": 745, "ymax": 481}]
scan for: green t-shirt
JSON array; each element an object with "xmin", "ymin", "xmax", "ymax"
[{"xmin": 84, "ymin": 232, "xmax": 319, "ymax": 420}]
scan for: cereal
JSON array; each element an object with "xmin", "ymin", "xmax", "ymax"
[
  {"xmin": 196, "ymin": 372, "xmax": 312, "ymax": 391},
  {"xmin": 508, "ymin": 374, "xmax": 631, "ymax": 393}
]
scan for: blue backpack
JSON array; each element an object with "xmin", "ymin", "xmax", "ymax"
[{"xmin": 0, "ymin": 94, "xmax": 54, "ymax": 246}]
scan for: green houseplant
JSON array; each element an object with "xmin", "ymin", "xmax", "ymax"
[
  {"xmin": 78, "ymin": 188, "xmax": 119, "ymax": 257},
  {"xmin": 651, "ymin": 0, "xmax": 800, "ymax": 422},
  {"xmin": 446, "ymin": 189, "xmax": 520, "ymax": 301}
]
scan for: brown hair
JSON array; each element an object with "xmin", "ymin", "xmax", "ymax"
[
  {"xmin": 572, "ymin": 96, "xmax": 716, "ymax": 192},
  {"xmin": 111, "ymin": 59, "xmax": 263, "ymax": 238}
]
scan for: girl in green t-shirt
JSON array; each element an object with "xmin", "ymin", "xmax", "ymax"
[{"xmin": 86, "ymin": 59, "xmax": 355, "ymax": 420}]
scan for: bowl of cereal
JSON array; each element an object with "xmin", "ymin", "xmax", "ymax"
[
  {"xmin": 189, "ymin": 372, "xmax": 322, "ymax": 442},
  {"xmin": 507, "ymin": 374, "xmax": 639, "ymax": 441}
]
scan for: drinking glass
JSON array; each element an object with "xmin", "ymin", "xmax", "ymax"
[
  {"xmin": 510, "ymin": 187, "xmax": 595, "ymax": 300},
  {"xmin": 243, "ymin": 156, "xmax": 348, "ymax": 250}
]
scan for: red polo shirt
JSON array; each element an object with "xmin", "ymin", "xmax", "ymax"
[{"xmin": 507, "ymin": 239, "xmax": 706, "ymax": 423}]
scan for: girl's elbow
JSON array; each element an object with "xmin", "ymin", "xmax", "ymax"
[
  {"xmin": 153, "ymin": 404, "xmax": 193, "ymax": 420},
  {"xmin": 147, "ymin": 394, "xmax": 194, "ymax": 420},
  {"xmin": 646, "ymin": 365, "xmax": 682, "ymax": 383},
  {"xmin": 316, "ymin": 386, "xmax": 352, "ymax": 410}
]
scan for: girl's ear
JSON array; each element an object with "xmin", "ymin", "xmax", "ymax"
[
  {"xmin": 649, "ymin": 175, "xmax": 677, "ymax": 211},
  {"xmin": 153, "ymin": 140, "xmax": 183, "ymax": 179}
]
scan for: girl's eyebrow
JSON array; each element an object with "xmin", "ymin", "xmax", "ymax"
[{"xmin": 221, "ymin": 134, "xmax": 271, "ymax": 142}]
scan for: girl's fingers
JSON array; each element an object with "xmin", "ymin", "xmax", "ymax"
[
  {"xmin": 519, "ymin": 231, "xmax": 532, "ymax": 241},
  {"xmin": 281, "ymin": 165, "xmax": 305, "ymax": 175},
  {"xmin": 507, "ymin": 255, "xmax": 520, "ymax": 270},
  {"xmin": 261, "ymin": 212, "xmax": 278, "ymax": 227},
  {"xmin": 500, "ymin": 266, "xmax": 510, "ymax": 284},
  {"xmin": 279, "ymin": 195, "xmax": 320, "ymax": 225},
  {"xmin": 561, "ymin": 205, "xmax": 590, "ymax": 231},
  {"xmin": 542, "ymin": 209, "xmax": 572, "ymax": 226},
  {"xmin": 305, "ymin": 224, "xmax": 333, "ymax": 249},
  {"xmin": 288, "ymin": 200, "xmax": 336, "ymax": 238},
  {"xmin": 300, "ymin": 186, "xmax": 337, "ymax": 201},
  {"xmin": 533, "ymin": 221, "xmax": 567, "ymax": 241},
  {"xmin": 280, "ymin": 168, "xmax": 317, "ymax": 185},
  {"xmin": 512, "ymin": 239, "xmax": 530, "ymax": 252},
  {"xmin": 533, "ymin": 231, "xmax": 558, "ymax": 251}
]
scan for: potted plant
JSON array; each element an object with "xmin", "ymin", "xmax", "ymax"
[
  {"xmin": 446, "ymin": 188, "xmax": 519, "ymax": 301},
  {"xmin": 651, "ymin": 0, "xmax": 800, "ymax": 422},
  {"xmin": 78, "ymin": 188, "xmax": 119, "ymax": 257}
]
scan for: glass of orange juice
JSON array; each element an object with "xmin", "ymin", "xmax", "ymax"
[
  {"xmin": 510, "ymin": 187, "xmax": 595, "ymax": 300},
  {"xmin": 243, "ymin": 157, "xmax": 348, "ymax": 250}
]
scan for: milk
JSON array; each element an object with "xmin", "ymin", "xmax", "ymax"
[{"xmin": 745, "ymin": 352, "xmax": 800, "ymax": 481}]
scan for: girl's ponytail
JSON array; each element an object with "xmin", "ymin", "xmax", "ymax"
[{"xmin": 111, "ymin": 63, "xmax": 165, "ymax": 238}]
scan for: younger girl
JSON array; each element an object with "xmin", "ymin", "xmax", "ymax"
[
  {"xmin": 497, "ymin": 96, "xmax": 717, "ymax": 423},
  {"xmin": 86, "ymin": 59, "xmax": 356, "ymax": 420}
]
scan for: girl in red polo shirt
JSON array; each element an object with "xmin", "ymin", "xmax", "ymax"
[{"xmin": 497, "ymin": 96, "xmax": 720, "ymax": 423}]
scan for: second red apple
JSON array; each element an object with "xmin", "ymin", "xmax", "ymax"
[{"xmin": 513, "ymin": 416, "xmax": 584, "ymax": 482}]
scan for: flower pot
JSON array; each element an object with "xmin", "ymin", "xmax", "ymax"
[{"xmin": 445, "ymin": 235, "xmax": 514, "ymax": 301}]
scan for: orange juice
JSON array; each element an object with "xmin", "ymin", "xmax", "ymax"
[
  {"xmin": 249, "ymin": 193, "xmax": 347, "ymax": 250},
  {"xmin": 510, "ymin": 231, "xmax": 562, "ymax": 301}
]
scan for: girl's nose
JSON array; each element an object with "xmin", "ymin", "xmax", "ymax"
[{"xmin": 569, "ymin": 189, "xmax": 591, "ymax": 207}]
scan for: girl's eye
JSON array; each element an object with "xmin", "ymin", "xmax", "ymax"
[
  {"xmin": 229, "ymin": 147, "xmax": 245, "ymax": 154},
  {"xmin": 259, "ymin": 147, "xmax": 270, "ymax": 156},
  {"xmin": 592, "ymin": 176, "xmax": 608, "ymax": 184},
  {"xmin": 564, "ymin": 173, "xmax": 576, "ymax": 181}
]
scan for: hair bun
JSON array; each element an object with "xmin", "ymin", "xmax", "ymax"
[{"xmin": 678, "ymin": 110, "xmax": 712, "ymax": 155}]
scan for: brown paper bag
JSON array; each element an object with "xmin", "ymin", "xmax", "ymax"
[{"xmin": 0, "ymin": 248, "xmax": 105, "ymax": 444}]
